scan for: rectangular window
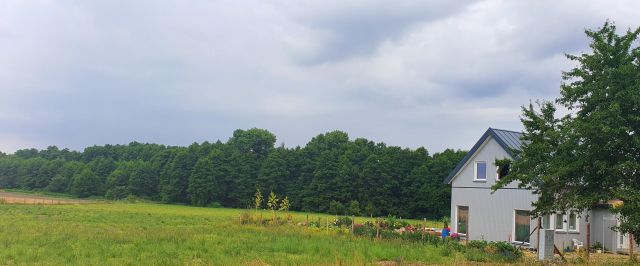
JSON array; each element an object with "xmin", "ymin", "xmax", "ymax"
[
  {"xmin": 542, "ymin": 215, "xmax": 550, "ymax": 229},
  {"xmin": 497, "ymin": 164, "xmax": 510, "ymax": 180},
  {"xmin": 555, "ymin": 214, "xmax": 564, "ymax": 230},
  {"xmin": 457, "ymin": 206, "xmax": 469, "ymax": 235},
  {"xmin": 475, "ymin": 162, "xmax": 487, "ymax": 180},
  {"xmin": 568, "ymin": 212, "xmax": 578, "ymax": 231},
  {"xmin": 515, "ymin": 210, "xmax": 531, "ymax": 243}
]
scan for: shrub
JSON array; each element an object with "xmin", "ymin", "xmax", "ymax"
[
  {"xmin": 333, "ymin": 216, "xmax": 352, "ymax": 227},
  {"xmin": 353, "ymin": 224, "xmax": 377, "ymax": 238},
  {"xmin": 467, "ymin": 240, "xmax": 488, "ymax": 250},
  {"xmin": 105, "ymin": 186, "xmax": 129, "ymax": 200},
  {"xmin": 208, "ymin": 202, "xmax": 223, "ymax": 208},
  {"xmin": 126, "ymin": 194, "xmax": 139, "ymax": 203},
  {"xmin": 464, "ymin": 248, "xmax": 490, "ymax": 262},
  {"xmin": 592, "ymin": 241, "xmax": 603, "ymax": 251},
  {"xmin": 382, "ymin": 215, "xmax": 409, "ymax": 229},
  {"xmin": 465, "ymin": 241, "xmax": 522, "ymax": 263}
]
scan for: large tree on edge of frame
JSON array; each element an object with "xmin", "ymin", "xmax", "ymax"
[{"xmin": 493, "ymin": 22, "xmax": 640, "ymax": 240}]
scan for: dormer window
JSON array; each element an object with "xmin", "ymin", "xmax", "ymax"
[{"xmin": 474, "ymin": 161, "xmax": 487, "ymax": 181}]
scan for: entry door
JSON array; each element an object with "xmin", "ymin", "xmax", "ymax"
[
  {"xmin": 515, "ymin": 210, "xmax": 531, "ymax": 243},
  {"xmin": 457, "ymin": 206, "xmax": 469, "ymax": 234}
]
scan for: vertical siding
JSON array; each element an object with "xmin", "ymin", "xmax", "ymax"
[
  {"xmin": 451, "ymin": 186, "xmax": 539, "ymax": 244},
  {"xmin": 592, "ymin": 209, "xmax": 619, "ymax": 253},
  {"xmin": 449, "ymin": 135, "xmax": 598, "ymax": 248},
  {"xmin": 451, "ymin": 136, "xmax": 518, "ymax": 189}
]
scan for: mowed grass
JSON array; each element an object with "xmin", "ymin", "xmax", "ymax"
[{"xmin": 0, "ymin": 201, "xmax": 457, "ymax": 265}]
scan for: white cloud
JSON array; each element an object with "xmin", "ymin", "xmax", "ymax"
[{"xmin": 0, "ymin": 0, "xmax": 638, "ymax": 153}]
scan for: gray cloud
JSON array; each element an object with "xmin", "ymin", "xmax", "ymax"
[{"xmin": 0, "ymin": 0, "xmax": 639, "ymax": 153}]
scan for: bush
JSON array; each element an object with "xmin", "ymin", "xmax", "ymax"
[
  {"xmin": 467, "ymin": 240, "xmax": 488, "ymax": 250},
  {"xmin": 464, "ymin": 248, "xmax": 490, "ymax": 262},
  {"xmin": 382, "ymin": 215, "xmax": 409, "ymax": 229},
  {"xmin": 208, "ymin": 202, "xmax": 223, "ymax": 208},
  {"xmin": 105, "ymin": 186, "xmax": 129, "ymax": 200},
  {"xmin": 333, "ymin": 216, "xmax": 352, "ymax": 227},
  {"xmin": 353, "ymin": 223, "xmax": 377, "ymax": 238},
  {"xmin": 464, "ymin": 241, "xmax": 522, "ymax": 263},
  {"xmin": 592, "ymin": 241, "xmax": 603, "ymax": 251},
  {"xmin": 126, "ymin": 194, "xmax": 139, "ymax": 203}
]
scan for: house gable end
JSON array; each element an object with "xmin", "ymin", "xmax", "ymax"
[{"xmin": 444, "ymin": 128, "xmax": 521, "ymax": 185}]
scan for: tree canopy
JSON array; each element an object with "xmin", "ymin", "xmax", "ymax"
[
  {"xmin": 494, "ymin": 22, "xmax": 640, "ymax": 239},
  {"xmin": 0, "ymin": 128, "xmax": 465, "ymax": 219}
]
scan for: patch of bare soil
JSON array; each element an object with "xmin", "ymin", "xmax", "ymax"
[{"xmin": 0, "ymin": 190, "xmax": 91, "ymax": 205}]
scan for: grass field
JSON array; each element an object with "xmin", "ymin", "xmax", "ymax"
[
  {"xmin": 0, "ymin": 191, "xmax": 457, "ymax": 265},
  {"xmin": 1, "ymin": 191, "xmax": 635, "ymax": 265}
]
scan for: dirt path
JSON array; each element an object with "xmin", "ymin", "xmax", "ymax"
[{"xmin": 0, "ymin": 190, "xmax": 92, "ymax": 205}]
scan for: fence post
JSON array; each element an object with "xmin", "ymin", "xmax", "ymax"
[
  {"xmin": 422, "ymin": 218, "xmax": 426, "ymax": 240},
  {"xmin": 326, "ymin": 216, "xmax": 329, "ymax": 233},
  {"xmin": 630, "ymin": 234, "xmax": 634, "ymax": 261},
  {"xmin": 537, "ymin": 217, "xmax": 541, "ymax": 253},
  {"xmin": 586, "ymin": 222, "xmax": 590, "ymax": 260},
  {"xmin": 350, "ymin": 216, "xmax": 354, "ymax": 234}
]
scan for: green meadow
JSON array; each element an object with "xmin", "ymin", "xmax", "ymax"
[{"xmin": 0, "ymin": 201, "xmax": 460, "ymax": 265}]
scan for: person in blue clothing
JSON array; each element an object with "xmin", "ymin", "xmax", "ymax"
[{"xmin": 441, "ymin": 221, "xmax": 450, "ymax": 240}]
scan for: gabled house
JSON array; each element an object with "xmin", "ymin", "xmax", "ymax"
[{"xmin": 444, "ymin": 128, "xmax": 637, "ymax": 253}]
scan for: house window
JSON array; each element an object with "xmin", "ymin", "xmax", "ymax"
[
  {"xmin": 555, "ymin": 213, "xmax": 565, "ymax": 230},
  {"xmin": 497, "ymin": 163, "xmax": 510, "ymax": 180},
  {"xmin": 474, "ymin": 162, "xmax": 487, "ymax": 181},
  {"xmin": 542, "ymin": 215, "xmax": 551, "ymax": 229},
  {"xmin": 568, "ymin": 212, "xmax": 578, "ymax": 232}
]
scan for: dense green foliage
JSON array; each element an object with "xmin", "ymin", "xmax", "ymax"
[
  {"xmin": 493, "ymin": 22, "xmax": 640, "ymax": 239},
  {"xmin": 0, "ymin": 129, "xmax": 465, "ymax": 219}
]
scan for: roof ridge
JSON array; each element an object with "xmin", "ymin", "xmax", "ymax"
[{"xmin": 490, "ymin": 128, "xmax": 522, "ymax": 134}]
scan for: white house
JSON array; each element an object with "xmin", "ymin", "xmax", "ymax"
[{"xmin": 444, "ymin": 128, "xmax": 637, "ymax": 253}]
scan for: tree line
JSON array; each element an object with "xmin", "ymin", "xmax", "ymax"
[{"xmin": 0, "ymin": 129, "xmax": 465, "ymax": 219}]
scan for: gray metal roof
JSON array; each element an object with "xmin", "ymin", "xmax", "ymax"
[
  {"xmin": 443, "ymin": 128, "xmax": 523, "ymax": 184},
  {"xmin": 491, "ymin": 128, "xmax": 523, "ymax": 152}
]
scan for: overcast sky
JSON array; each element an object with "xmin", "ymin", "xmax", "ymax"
[{"xmin": 1, "ymin": 0, "xmax": 638, "ymax": 154}]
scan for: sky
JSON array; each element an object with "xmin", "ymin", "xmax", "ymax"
[{"xmin": 1, "ymin": 0, "xmax": 639, "ymax": 154}]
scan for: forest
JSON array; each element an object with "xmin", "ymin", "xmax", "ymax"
[{"xmin": 0, "ymin": 128, "xmax": 465, "ymax": 219}]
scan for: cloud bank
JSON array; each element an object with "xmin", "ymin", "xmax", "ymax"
[{"xmin": 1, "ymin": 0, "xmax": 638, "ymax": 153}]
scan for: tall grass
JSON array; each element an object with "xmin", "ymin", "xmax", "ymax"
[{"xmin": 0, "ymin": 203, "xmax": 457, "ymax": 265}]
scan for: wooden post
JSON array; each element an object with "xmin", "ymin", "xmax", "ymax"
[
  {"xmin": 586, "ymin": 222, "xmax": 590, "ymax": 259},
  {"xmin": 466, "ymin": 227, "xmax": 469, "ymax": 245},
  {"xmin": 537, "ymin": 217, "xmax": 542, "ymax": 253},
  {"xmin": 422, "ymin": 218, "xmax": 426, "ymax": 240},
  {"xmin": 326, "ymin": 216, "xmax": 329, "ymax": 233},
  {"xmin": 554, "ymin": 244, "xmax": 567, "ymax": 262},
  {"xmin": 351, "ymin": 216, "xmax": 355, "ymax": 234},
  {"xmin": 630, "ymin": 234, "xmax": 634, "ymax": 261},
  {"xmin": 376, "ymin": 218, "xmax": 380, "ymax": 239},
  {"xmin": 306, "ymin": 214, "xmax": 309, "ymax": 226}
]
